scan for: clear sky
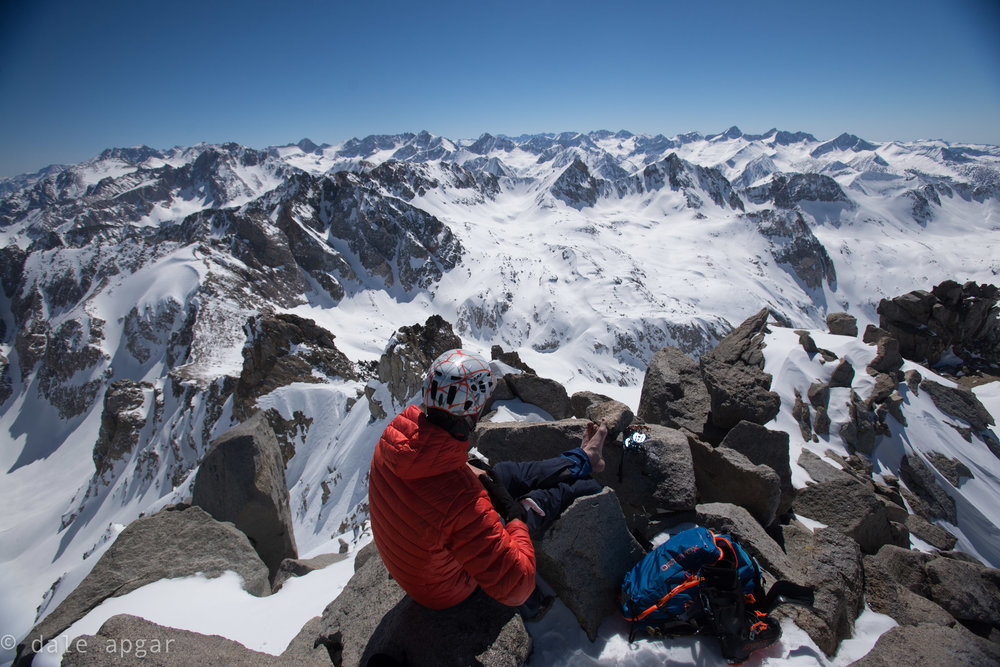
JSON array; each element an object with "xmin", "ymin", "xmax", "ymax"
[{"xmin": 1, "ymin": 0, "xmax": 998, "ymax": 179}]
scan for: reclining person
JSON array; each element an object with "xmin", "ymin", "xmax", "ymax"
[{"xmin": 368, "ymin": 348, "xmax": 607, "ymax": 609}]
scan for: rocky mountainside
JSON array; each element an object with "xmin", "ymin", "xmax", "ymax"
[
  {"xmin": 12, "ymin": 301, "xmax": 1000, "ymax": 666},
  {"xmin": 1, "ymin": 128, "xmax": 1000, "ymax": 663}
]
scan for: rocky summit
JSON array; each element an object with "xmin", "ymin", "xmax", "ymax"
[{"xmin": 2, "ymin": 129, "xmax": 1000, "ymax": 665}]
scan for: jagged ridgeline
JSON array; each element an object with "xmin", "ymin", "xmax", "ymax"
[{"xmin": 1, "ymin": 130, "xmax": 1000, "ymax": 664}]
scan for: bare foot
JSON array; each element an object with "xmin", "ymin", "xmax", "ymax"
[{"xmin": 581, "ymin": 420, "xmax": 608, "ymax": 473}]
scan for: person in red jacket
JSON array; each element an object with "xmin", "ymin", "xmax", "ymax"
[{"xmin": 368, "ymin": 348, "xmax": 606, "ymax": 610}]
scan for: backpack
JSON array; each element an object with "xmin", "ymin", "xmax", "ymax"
[{"xmin": 620, "ymin": 526, "xmax": 813, "ymax": 664}]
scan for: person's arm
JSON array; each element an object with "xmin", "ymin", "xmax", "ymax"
[{"xmin": 445, "ymin": 487, "xmax": 536, "ymax": 607}]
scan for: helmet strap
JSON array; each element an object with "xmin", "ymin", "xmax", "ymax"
[{"xmin": 425, "ymin": 407, "xmax": 475, "ymax": 441}]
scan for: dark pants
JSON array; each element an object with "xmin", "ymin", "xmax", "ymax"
[{"xmin": 492, "ymin": 447, "xmax": 602, "ymax": 539}]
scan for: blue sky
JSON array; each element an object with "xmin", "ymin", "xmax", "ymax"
[{"xmin": 1, "ymin": 0, "xmax": 998, "ymax": 179}]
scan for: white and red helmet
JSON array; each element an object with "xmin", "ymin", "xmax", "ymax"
[{"xmin": 422, "ymin": 349, "xmax": 495, "ymax": 417}]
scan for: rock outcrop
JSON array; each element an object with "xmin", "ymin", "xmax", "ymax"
[
  {"xmin": 62, "ymin": 614, "xmax": 322, "ymax": 666},
  {"xmin": 793, "ymin": 451, "xmax": 895, "ymax": 554},
  {"xmin": 779, "ymin": 522, "xmax": 865, "ymax": 656},
  {"xmin": 92, "ymin": 380, "xmax": 153, "ymax": 477},
  {"xmin": 699, "ymin": 309, "xmax": 781, "ymax": 434},
  {"xmin": 235, "ymin": 313, "xmax": 357, "ymax": 422},
  {"xmin": 367, "ymin": 314, "xmax": 462, "ymax": 418},
  {"xmin": 15, "ymin": 505, "xmax": 270, "ymax": 666},
  {"xmin": 192, "ymin": 414, "xmax": 298, "ymax": 580},
  {"xmin": 877, "ymin": 280, "xmax": 1000, "ymax": 367}
]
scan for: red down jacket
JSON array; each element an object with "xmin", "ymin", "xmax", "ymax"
[{"xmin": 368, "ymin": 404, "xmax": 536, "ymax": 609}]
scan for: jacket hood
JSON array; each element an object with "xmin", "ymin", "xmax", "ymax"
[{"xmin": 377, "ymin": 404, "xmax": 469, "ymax": 480}]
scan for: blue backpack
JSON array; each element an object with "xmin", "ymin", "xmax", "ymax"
[
  {"xmin": 621, "ymin": 526, "xmax": 760, "ymax": 631},
  {"xmin": 620, "ymin": 526, "xmax": 811, "ymax": 664}
]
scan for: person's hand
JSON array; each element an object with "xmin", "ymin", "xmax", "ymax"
[{"xmin": 471, "ymin": 464, "xmax": 527, "ymax": 524}]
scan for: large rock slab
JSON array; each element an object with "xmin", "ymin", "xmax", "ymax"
[
  {"xmin": 472, "ymin": 419, "xmax": 586, "ymax": 464},
  {"xmin": 792, "ymin": 451, "xmax": 894, "ymax": 554},
  {"xmin": 61, "ymin": 614, "xmax": 306, "ymax": 666},
  {"xmin": 303, "ymin": 549, "xmax": 530, "ymax": 667},
  {"xmin": 636, "ymin": 346, "xmax": 711, "ymax": 435},
  {"xmin": 920, "ymin": 379, "xmax": 995, "ymax": 433},
  {"xmin": 778, "ymin": 522, "xmax": 865, "ymax": 657},
  {"xmin": 924, "ymin": 556, "xmax": 1000, "ymax": 634},
  {"xmin": 826, "ymin": 312, "xmax": 858, "ymax": 337},
  {"xmin": 15, "ymin": 505, "xmax": 269, "ymax": 666},
  {"xmin": 863, "ymin": 553, "xmax": 958, "ymax": 629},
  {"xmin": 898, "ymin": 454, "xmax": 957, "ymax": 523},
  {"xmin": 505, "ymin": 373, "xmax": 573, "ymax": 420},
  {"xmin": 192, "ymin": 413, "xmax": 297, "ymax": 578},
  {"xmin": 536, "ymin": 489, "xmax": 645, "ymax": 641},
  {"xmin": 593, "ymin": 424, "xmax": 697, "ymax": 515},
  {"xmin": 689, "ymin": 438, "xmax": 781, "ymax": 526},
  {"xmin": 848, "ymin": 623, "xmax": 1000, "ymax": 666},
  {"xmin": 719, "ymin": 421, "xmax": 794, "ymax": 515}
]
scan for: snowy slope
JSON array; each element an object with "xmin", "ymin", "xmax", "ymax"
[
  {"xmin": 1, "ymin": 128, "xmax": 1000, "ymax": 664},
  {"xmin": 31, "ymin": 320, "xmax": 1000, "ymax": 666}
]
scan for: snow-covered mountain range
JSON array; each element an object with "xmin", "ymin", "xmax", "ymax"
[{"xmin": 1, "ymin": 128, "xmax": 999, "ymax": 664}]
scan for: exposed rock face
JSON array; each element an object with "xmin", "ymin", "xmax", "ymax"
[
  {"xmin": 863, "ymin": 554, "xmax": 958, "ymax": 629},
  {"xmin": 840, "ymin": 390, "xmax": 877, "ymax": 455},
  {"xmin": 234, "ymin": 313, "xmax": 357, "ymax": 422},
  {"xmin": 535, "ymin": 489, "xmax": 646, "ymax": 640},
  {"xmin": 779, "ymin": 523, "xmax": 865, "ymax": 656},
  {"xmin": 700, "ymin": 359, "xmax": 781, "ymax": 431},
  {"xmin": 868, "ymin": 336, "xmax": 904, "ymax": 376},
  {"xmin": 636, "ymin": 346, "xmax": 711, "ymax": 435},
  {"xmin": 550, "ymin": 158, "xmax": 600, "ymax": 209},
  {"xmin": 372, "ymin": 314, "xmax": 462, "ymax": 415},
  {"xmin": 746, "ymin": 209, "xmax": 837, "ymax": 290},
  {"xmin": 24, "ymin": 317, "xmax": 109, "ymax": 419},
  {"xmin": 582, "ymin": 398, "xmax": 634, "ymax": 439},
  {"xmin": 829, "ymin": 359, "xmax": 855, "ymax": 388},
  {"xmin": 877, "ymin": 280, "xmax": 1000, "ymax": 366},
  {"xmin": 746, "ymin": 172, "xmax": 851, "ymax": 208},
  {"xmin": 15, "ymin": 505, "xmax": 269, "ymax": 666},
  {"xmin": 924, "ymin": 556, "xmax": 1000, "ymax": 633},
  {"xmin": 301, "ymin": 546, "xmax": 531, "ymax": 667},
  {"xmin": 793, "ymin": 451, "xmax": 894, "ymax": 554},
  {"xmin": 0, "ymin": 352, "xmax": 11, "ymax": 404},
  {"xmin": 192, "ymin": 414, "xmax": 298, "ymax": 579},
  {"xmin": 491, "ymin": 345, "xmax": 535, "ymax": 374},
  {"xmin": 93, "ymin": 380, "xmax": 153, "ymax": 477}
]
